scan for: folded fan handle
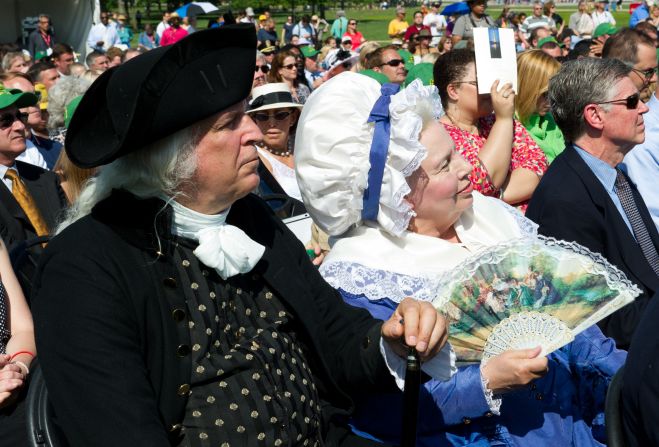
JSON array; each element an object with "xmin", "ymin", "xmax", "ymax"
[{"xmin": 401, "ymin": 347, "xmax": 421, "ymax": 447}]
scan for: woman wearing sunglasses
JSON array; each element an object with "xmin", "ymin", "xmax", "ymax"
[
  {"xmin": 268, "ymin": 50, "xmax": 311, "ymax": 104},
  {"xmin": 247, "ymin": 83, "xmax": 304, "ymax": 211}
]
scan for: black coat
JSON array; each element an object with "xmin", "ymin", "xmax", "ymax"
[
  {"xmin": 0, "ymin": 160, "xmax": 66, "ymax": 296},
  {"xmin": 621, "ymin": 291, "xmax": 659, "ymax": 447},
  {"xmin": 0, "ymin": 160, "xmax": 65, "ymax": 246},
  {"xmin": 32, "ymin": 190, "xmax": 397, "ymax": 446},
  {"xmin": 526, "ymin": 145, "xmax": 659, "ymax": 349}
]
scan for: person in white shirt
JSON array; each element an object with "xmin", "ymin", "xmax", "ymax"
[
  {"xmin": 87, "ymin": 12, "xmax": 121, "ymax": 52},
  {"xmin": 155, "ymin": 12, "xmax": 171, "ymax": 39},
  {"xmin": 592, "ymin": 0, "xmax": 616, "ymax": 27},
  {"xmin": 423, "ymin": 2, "xmax": 447, "ymax": 47}
]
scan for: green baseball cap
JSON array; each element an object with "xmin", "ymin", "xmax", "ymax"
[
  {"xmin": 300, "ymin": 45, "xmax": 319, "ymax": 58},
  {"xmin": 537, "ymin": 36, "xmax": 563, "ymax": 48},
  {"xmin": 404, "ymin": 63, "xmax": 434, "ymax": 87},
  {"xmin": 593, "ymin": 23, "xmax": 618, "ymax": 39},
  {"xmin": 0, "ymin": 84, "xmax": 38, "ymax": 110},
  {"xmin": 64, "ymin": 96, "xmax": 83, "ymax": 129},
  {"xmin": 358, "ymin": 69, "xmax": 390, "ymax": 85}
]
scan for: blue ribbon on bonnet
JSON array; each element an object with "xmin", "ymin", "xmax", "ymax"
[{"xmin": 361, "ymin": 83, "xmax": 401, "ymax": 222}]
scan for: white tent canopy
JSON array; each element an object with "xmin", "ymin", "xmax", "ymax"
[{"xmin": 0, "ymin": 0, "xmax": 99, "ymax": 58}]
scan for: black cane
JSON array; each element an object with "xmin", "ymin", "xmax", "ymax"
[{"xmin": 401, "ymin": 347, "xmax": 421, "ymax": 447}]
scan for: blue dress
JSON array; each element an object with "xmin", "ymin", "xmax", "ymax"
[{"xmin": 341, "ymin": 290, "xmax": 625, "ymax": 447}]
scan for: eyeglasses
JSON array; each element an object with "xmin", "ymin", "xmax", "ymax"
[
  {"xmin": 0, "ymin": 111, "xmax": 29, "ymax": 129},
  {"xmin": 595, "ymin": 92, "xmax": 641, "ymax": 110},
  {"xmin": 381, "ymin": 59, "xmax": 405, "ymax": 67},
  {"xmin": 255, "ymin": 65, "xmax": 270, "ymax": 74},
  {"xmin": 453, "ymin": 80, "xmax": 478, "ymax": 86},
  {"xmin": 252, "ymin": 110, "xmax": 293, "ymax": 122},
  {"xmin": 631, "ymin": 66, "xmax": 657, "ymax": 82},
  {"xmin": 349, "ymin": 21, "xmax": 357, "ymax": 25},
  {"xmin": 282, "ymin": 63, "xmax": 297, "ymax": 70}
]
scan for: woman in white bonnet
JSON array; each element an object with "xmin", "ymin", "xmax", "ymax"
[{"xmin": 295, "ymin": 72, "xmax": 624, "ymax": 446}]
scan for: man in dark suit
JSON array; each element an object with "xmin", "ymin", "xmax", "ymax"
[
  {"xmin": 0, "ymin": 83, "xmax": 66, "ymax": 295},
  {"xmin": 527, "ymin": 58, "xmax": 659, "ymax": 350},
  {"xmin": 32, "ymin": 25, "xmax": 451, "ymax": 446}
]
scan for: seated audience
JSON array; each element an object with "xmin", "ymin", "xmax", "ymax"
[{"xmin": 436, "ymin": 49, "xmax": 547, "ymax": 211}]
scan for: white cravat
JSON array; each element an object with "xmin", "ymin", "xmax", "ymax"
[{"xmin": 168, "ymin": 198, "xmax": 265, "ymax": 280}]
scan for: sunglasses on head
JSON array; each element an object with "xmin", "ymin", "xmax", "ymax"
[
  {"xmin": 381, "ymin": 58, "xmax": 405, "ymax": 67},
  {"xmin": 596, "ymin": 92, "xmax": 641, "ymax": 110},
  {"xmin": 282, "ymin": 63, "xmax": 297, "ymax": 70},
  {"xmin": 252, "ymin": 110, "xmax": 293, "ymax": 122},
  {"xmin": 255, "ymin": 65, "xmax": 270, "ymax": 74},
  {"xmin": 0, "ymin": 111, "xmax": 29, "ymax": 129}
]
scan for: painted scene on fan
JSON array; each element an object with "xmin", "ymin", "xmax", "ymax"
[{"xmin": 443, "ymin": 250, "xmax": 624, "ymax": 361}]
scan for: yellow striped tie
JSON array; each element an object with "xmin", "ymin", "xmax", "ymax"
[{"xmin": 4, "ymin": 169, "xmax": 49, "ymax": 237}]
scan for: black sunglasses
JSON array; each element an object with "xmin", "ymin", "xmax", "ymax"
[
  {"xmin": 381, "ymin": 59, "xmax": 405, "ymax": 67},
  {"xmin": 254, "ymin": 65, "xmax": 270, "ymax": 74},
  {"xmin": 349, "ymin": 21, "xmax": 357, "ymax": 25},
  {"xmin": 282, "ymin": 63, "xmax": 297, "ymax": 70},
  {"xmin": 252, "ymin": 110, "xmax": 293, "ymax": 122},
  {"xmin": 596, "ymin": 92, "xmax": 641, "ymax": 110},
  {"xmin": 0, "ymin": 111, "xmax": 29, "ymax": 129}
]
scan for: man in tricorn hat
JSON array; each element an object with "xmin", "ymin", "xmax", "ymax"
[{"xmin": 32, "ymin": 25, "xmax": 452, "ymax": 446}]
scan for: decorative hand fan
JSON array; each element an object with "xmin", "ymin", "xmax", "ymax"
[{"xmin": 432, "ymin": 236, "xmax": 641, "ymax": 362}]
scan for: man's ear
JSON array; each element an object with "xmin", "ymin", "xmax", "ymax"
[{"xmin": 583, "ymin": 103, "xmax": 605, "ymax": 130}]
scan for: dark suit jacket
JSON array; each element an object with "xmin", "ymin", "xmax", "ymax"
[
  {"xmin": 32, "ymin": 190, "xmax": 397, "ymax": 446},
  {"xmin": 526, "ymin": 145, "xmax": 659, "ymax": 349},
  {"xmin": 0, "ymin": 160, "xmax": 66, "ymax": 247},
  {"xmin": 621, "ymin": 292, "xmax": 659, "ymax": 447}
]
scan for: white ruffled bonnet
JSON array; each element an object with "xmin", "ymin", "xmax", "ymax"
[{"xmin": 295, "ymin": 72, "xmax": 443, "ymax": 237}]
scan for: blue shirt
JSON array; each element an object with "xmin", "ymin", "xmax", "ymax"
[
  {"xmin": 630, "ymin": 4, "xmax": 649, "ymax": 28},
  {"xmin": 574, "ymin": 145, "xmax": 635, "ymax": 237},
  {"xmin": 623, "ymin": 93, "xmax": 659, "ymax": 231}
]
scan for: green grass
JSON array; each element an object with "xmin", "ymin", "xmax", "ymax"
[{"xmin": 127, "ymin": 4, "xmax": 633, "ymax": 47}]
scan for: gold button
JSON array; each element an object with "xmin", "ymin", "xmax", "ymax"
[
  {"xmin": 485, "ymin": 412, "xmax": 493, "ymax": 418},
  {"xmin": 463, "ymin": 417, "xmax": 471, "ymax": 425},
  {"xmin": 177, "ymin": 384, "xmax": 190, "ymax": 396},
  {"xmin": 169, "ymin": 423, "xmax": 182, "ymax": 432},
  {"xmin": 163, "ymin": 277, "xmax": 177, "ymax": 288},
  {"xmin": 172, "ymin": 309, "xmax": 186, "ymax": 322},
  {"xmin": 176, "ymin": 344, "xmax": 190, "ymax": 357}
]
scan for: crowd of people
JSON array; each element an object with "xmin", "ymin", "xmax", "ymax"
[{"xmin": 0, "ymin": 1, "xmax": 657, "ymax": 446}]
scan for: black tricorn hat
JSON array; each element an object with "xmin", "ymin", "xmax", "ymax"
[{"xmin": 66, "ymin": 24, "xmax": 256, "ymax": 168}]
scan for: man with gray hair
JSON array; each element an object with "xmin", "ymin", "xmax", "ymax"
[
  {"xmin": 31, "ymin": 25, "xmax": 450, "ymax": 446},
  {"xmin": 27, "ymin": 14, "xmax": 56, "ymax": 59},
  {"xmin": 527, "ymin": 58, "xmax": 659, "ymax": 350}
]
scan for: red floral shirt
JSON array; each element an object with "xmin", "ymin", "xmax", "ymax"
[{"xmin": 442, "ymin": 114, "xmax": 548, "ymax": 209}]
